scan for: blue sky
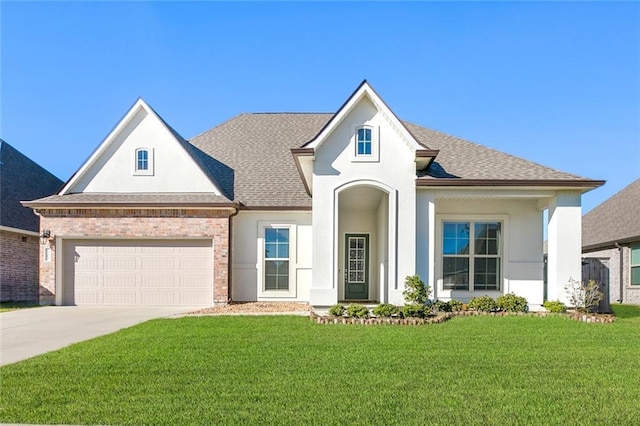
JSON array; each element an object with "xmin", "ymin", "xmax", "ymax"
[{"xmin": 1, "ymin": 1, "xmax": 638, "ymax": 213}]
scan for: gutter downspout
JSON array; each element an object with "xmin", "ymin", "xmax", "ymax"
[
  {"xmin": 615, "ymin": 242, "xmax": 624, "ymax": 303},
  {"xmin": 226, "ymin": 205, "xmax": 240, "ymax": 304}
]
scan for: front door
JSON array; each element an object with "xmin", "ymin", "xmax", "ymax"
[{"xmin": 345, "ymin": 234, "xmax": 369, "ymax": 300}]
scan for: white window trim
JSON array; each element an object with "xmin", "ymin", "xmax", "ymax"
[
  {"xmin": 351, "ymin": 125, "xmax": 380, "ymax": 163},
  {"xmin": 133, "ymin": 147, "xmax": 154, "ymax": 176},
  {"xmin": 435, "ymin": 214, "xmax": 509, "ymax": 296},
  {"xmin": 630, "ymin": 243, "xmax": 640, "ymax": 286},
  {"xmin": 257, "ymin": 222, "xmax": 297, "ymax": 298}
]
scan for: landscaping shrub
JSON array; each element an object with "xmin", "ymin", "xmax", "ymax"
[
  {"xmin": 400, "ymin": 304, "xmax": 428, "ymax": 318},
  {"xmin": 433, "ymin": 300, "xmax": 452, "ymax": 312},
  {"xmin": 345, "ymin": 303, "xmax": 369, "ymax": 318},
  {"xmin": 328, "ymin": 304, "xmax": 345, "ymax": 317},
  {"xmin": 449, "ymin": 299, "xmax": 463, "ymax": 312},
  {"xmin": 403, "ymin": 275, "xmax": 431, "ymax": 305},
  {"xmin": 543, "ymin": 300, "xmax": 567, "ymax": 313},
  {"xmin": 372, "ymin": 303, "xmax": 399, "ymax": 317},
  {"xmin": 565, "ymin": 278, "xmax": 604, "ymax": 313},
  {"xmin": 496, "ymin": 293, "xmax": 528, "ymax": 312},
  {"xmin": 468, "ymin": 295, "xmax": 498, "ymax": 312}
]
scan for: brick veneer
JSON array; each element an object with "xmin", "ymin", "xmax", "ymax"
[
  {"xmin": 0, "ymin": 229, "xmax": 40, "ymax": 302},
  {"xmin": 38, "ymin": 208, "xmax": 233, "ymax": 305}
]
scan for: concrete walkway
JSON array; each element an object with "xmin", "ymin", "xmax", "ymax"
[{"xmin": 0, "ymin": 306, "xmax": 197, "ymax": 366}]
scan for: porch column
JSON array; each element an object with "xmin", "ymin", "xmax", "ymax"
[
  {"xmin": 309, "ymin": 186, "xmax": 338, "ymax": 306},
  {"xmin": 546, "ymin": 191, "xmax": 582, "ymax": 305},
  {"xmin": 416, "ymin": 190, "xmax": 436, "ymax": 298}
]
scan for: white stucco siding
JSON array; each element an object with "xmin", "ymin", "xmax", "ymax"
[
  {"xmin": 231, "ymin": 211, "xmax": 312, "ymax": 302},
  {"xmin": 432, "ymin": 198, "xmax": 545, "ymax": 307},
  {"xmin": 310, "ymin": 96, "xmax": 418, "ymax": 305},
  {"xmin": 70, "ymin": 107, "xmax": 217, "ymax": 193}
]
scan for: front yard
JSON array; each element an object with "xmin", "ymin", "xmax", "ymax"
[{"xmin": 1, "ymin": 305, "xmax": 639, "ymax": 425}]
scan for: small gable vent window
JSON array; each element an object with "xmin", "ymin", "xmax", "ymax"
[
  {"xmin": 352, "ymin": 125, "xmax": 379, "ymax": 162},
  {"xmin": 357, "ymin": 128, "xmax": 372, "ymax": 156},
  {"xmin": 134, "ymin": 148, "xmax": 154, "ymax": 176}
]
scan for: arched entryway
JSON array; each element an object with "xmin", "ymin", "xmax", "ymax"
[{"xmin": 336, "ymin": 182, "xmax": 393, "ymax": 303}]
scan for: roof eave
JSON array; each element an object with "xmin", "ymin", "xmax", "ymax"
[
  {"xmin": 21, "ymin": 201, "xmax": 238, "ymax": 210},
  {"xmin": 416, "ymin": 179, "xmax": 606, "ymax": 189}
]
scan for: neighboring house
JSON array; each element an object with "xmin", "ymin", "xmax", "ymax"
[
  {"xmin": 582, "ymin": 178, "xmax": 640, "ymax": 305},
  {"xmin": 1, "ymin": 140, "xmax": 63, "ymax": 302},
  {"xmin": 24, "ymin": 81, "xmax": 604, "ymax": 309}
]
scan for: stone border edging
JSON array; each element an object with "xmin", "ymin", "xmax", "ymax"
[{"xmin": 310, "ymin": 310, "xmax": 616, "ymax": 325}]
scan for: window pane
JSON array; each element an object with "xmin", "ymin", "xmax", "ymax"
[
  {"xmin": 265, "ymin": 275, "xmax": 277, "ymax": 290},
  {"xmin": 364, "ymin": 128, "xmax": 371, "ymax": 141},
  {"xmin": 265, "ymin": 243, "xmax": 277, "ymax": 259},
  {"xmin": 474, "ymin": 222, "xmax": 500, "ymax": 255},
  {"xmin": 443, "ymin": 257, "xmax": 469, "ymax": 290},
  {"xmin": 474, "ymin": 258, "xmax": 499, "ymax": 290},
  {"xmin": 632, "ymin": 266, "xmax": 640, "ymax": 286},
  {"xmin": 277, "ymin": 244, "xmax": 289, "ymax": 259},
  {"xmin": 364, "ymin": 142, "xmax": 371, "ymax": 155},
  {"xmin": 265, "ymin": 228, "xmax": 277, "ymax": 243},
  {"xmin": 276, "ymin": 275, "xmax": 289, "ymax": 290},
  {"xmin": 276, "ymin": 229, "xmax": 289, "ymax": 243},
  {"xmin": 443, "ymin": 222, "xmax": 470, "ymax": 255},
  {"xmin": 631, "ymin": 245, "xmax": 640, "ymax": 265}
]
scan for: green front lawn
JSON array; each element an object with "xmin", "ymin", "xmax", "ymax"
[
  {"xmin": 1, "ymin": 305, "xmax": 639, "ymax": 425},
  {"xmin": 0, "ymin": 302, "xmax": 41, "ymax": 313}
]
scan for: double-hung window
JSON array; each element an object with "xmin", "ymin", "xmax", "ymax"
[
  {"xmin": 264, "ymin": 228, "xmax": 290, "ymax": 291},
  {"xmin": 443, "ymin": 221, "xmax": 502, "ymax": 291},
  {"xmin": 631, "ymin": 244, "xmax": 640, "ymax": 286}
]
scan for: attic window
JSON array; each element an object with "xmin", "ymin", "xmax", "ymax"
[
  {"xmin": 356, "ymin": 128, "xmax": 372, "ymax": 156},
  {"xmin": 352, "ymin": 125, "xmax": 379, "ymax": 163},
  {"xmin": 134, "ymin": 148, "xmax": 154, "ymax": 176}
]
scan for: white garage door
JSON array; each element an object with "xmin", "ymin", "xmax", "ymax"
[{"xmin": 63, "ymin": 239, "xmax": 214, "ymax": 306}]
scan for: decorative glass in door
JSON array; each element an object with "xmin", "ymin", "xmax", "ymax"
[{"xmin": 345, "ymin": 234, "xmax": 369, "ymax": 300}]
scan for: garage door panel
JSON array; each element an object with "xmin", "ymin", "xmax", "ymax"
[
  {"xmin": 141, "ymin": 275, "xmax": 175, "ymax": 288},
  {"xmin": 64, "ymin": 239, "xmax": 213, "ymax": 306},
  {"xmin": 103, "ymin": 291, "xmax": 137, "ymax": 304},
  {"xmin": 179, "ymin": 257, "xmax": 211, "ymax": 271},
  {"xmin": 103, "ymin": 274, "xmax": 137, "ymax": 288},
  {"xmin": 180, "ymin": 274, "xmax": 211, "ymax": 288},
  {"xmin": 103, "ymin": 257, "xmax": 137, "ymax": 271},
  {"xmin": 179, "ymin": 291, "xmax": 212, "ymax": 305}
]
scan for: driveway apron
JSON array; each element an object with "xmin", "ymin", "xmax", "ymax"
[{"xmin": 0, "ymin": 306, "xmax": 196, "ymax": 366}]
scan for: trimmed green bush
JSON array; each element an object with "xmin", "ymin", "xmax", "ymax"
[
  {"xmin": 543, "ymin": 300, "xmax": 567, "ymax": 313},
  {"xmin": 468, "ymin": 295, "xmax": 498, "ymax": 312},
  {"xmin": 372, "ymin": 303, "xmax": 399, "ymax": 317},
  {"xmin": 449, "ymin": 299, "xmax": 463, "ymax": 312},
  {"xmin": 346, "ymin": 303, "xmax": 369, "ymax": 318},
  {"xmin": 496, "ymin": 293, "xmax": 528, "ymax": 313},
  {"xmin": 403, "ymin": 275, "xmax": 431, "ymax": 305},
  {"xmin": 328, "ymin": 304, "xmax": 345, "ymax": 317},
  {"xmin": 400, "ymin": 304, "xmax": 428, "ymax": 319},
  {"xmin": 433, "ymin": 300, "xmax": 452, "ymax": 312}
]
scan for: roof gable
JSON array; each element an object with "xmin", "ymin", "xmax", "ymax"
[
  {"xmin": 303, "ymin": 80, "xmax": 426, "ymax": 152},
  {"xmin": 0, "ymin": 140, "xmax": 63, "ymax": 231},
  {"xmin": 60, "ymin": 99, "xmax": 225, "ymax": 196}
]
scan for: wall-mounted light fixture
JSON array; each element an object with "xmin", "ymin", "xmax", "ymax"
[{"xmin": 41, "ymin": 229, "xmax": 51, "ymax": 245}]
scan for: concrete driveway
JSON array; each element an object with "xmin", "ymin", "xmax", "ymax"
[{"xmin": 0, "ymin": 306, "xmax": 198, "ymax": 366}]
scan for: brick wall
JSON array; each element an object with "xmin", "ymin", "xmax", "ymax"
[
  {"xmin": 39, "ymin": 208, "xmax": 232, "ymax": 305},
  {"xmin": 0, "ymin": 229, "xmax": 40, "ymax": 302}
]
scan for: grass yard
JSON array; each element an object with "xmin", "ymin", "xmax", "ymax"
[
  {"xmin": 0, "ymin": 302, "xmax": 41, "ymax": 313},
  {"xmin": 1, "ymin": 306, "xmax": 639, "ymax": 425}
]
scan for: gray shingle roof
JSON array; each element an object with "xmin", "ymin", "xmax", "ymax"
[
  {"xmin": 0, "ymin": 140, "xmax": 63, "ymax": 231},
  {"xmin": 405, "ymin": 123, "xmax": 587, "ymax": 182},
  {"xmin": 24, "ymin": 192, "xmax": 233, "ymax": 207},
  {"xmin": 582, "ymin": 178, "xmax": 640, "ymax": 251},
  {"xmin": 188, "ymin": 113, "xmax": 598, "ymax": 207},
  {"xmin": 189, "ymin": 113, "xmax": 333, "ymax": 207}
]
